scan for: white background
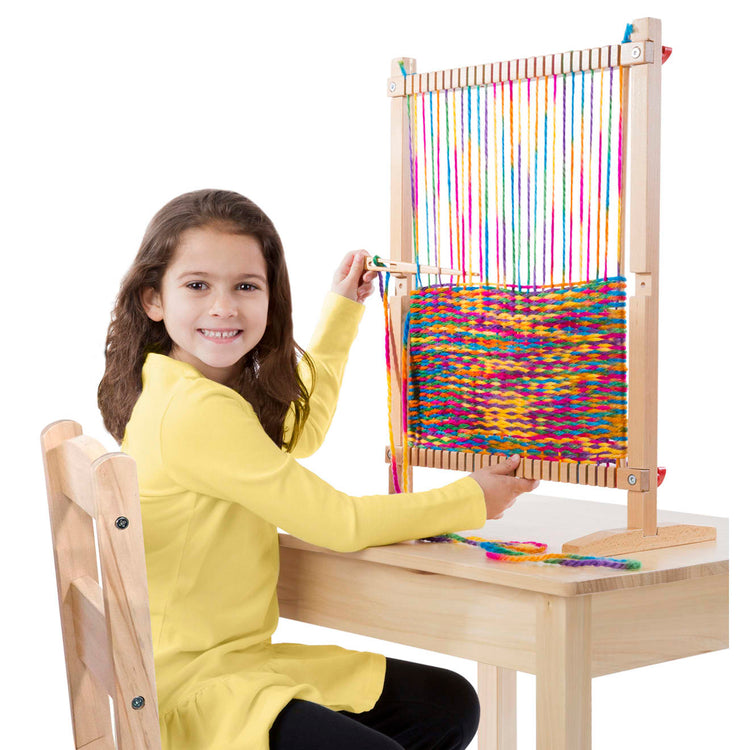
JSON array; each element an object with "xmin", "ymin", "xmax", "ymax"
[{"xmin": 2, "ymin": 1, "xmax": 746, "ymax": 746}]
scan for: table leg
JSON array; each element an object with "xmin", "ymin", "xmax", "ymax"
[
  {"xmin": 478, "ymin": 663, "xmax": 517, "ymax": 750},
  {"xmin": 535, "ymin": 595, "xmax": 592, "ymax": 750}
]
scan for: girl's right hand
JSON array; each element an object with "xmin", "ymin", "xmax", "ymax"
[
  {"xmin": 331, "ymin": 250, "xmax": 378, "ymax": 304},
  {"xmin": 468, "ymin": 454, "xmax": 539, "ymax": 520}
]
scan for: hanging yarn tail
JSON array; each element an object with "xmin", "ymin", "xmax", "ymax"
[
  {"xmin": 421, "ymin": 532, "xmax": 641, "ymax": 570},
  {"xmin": 379, "ymin": 268, "xmax": 403, "ymax": 493}
]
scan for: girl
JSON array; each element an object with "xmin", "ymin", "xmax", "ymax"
[{"xmin": 98, "ymin": 188, "xmax": 538, "ymax": 750}]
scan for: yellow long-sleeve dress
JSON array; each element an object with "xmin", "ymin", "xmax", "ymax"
[{"xmin": 121, "ymin": 291, "xmax": 487, "ymax": 750}]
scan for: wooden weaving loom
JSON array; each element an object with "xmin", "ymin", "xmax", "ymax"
[{"xmin": 376, "ymin": 17, "xmax": 716, "ymax": 557}]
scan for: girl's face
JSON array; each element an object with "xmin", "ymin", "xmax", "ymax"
[{"xmin": 141, "ymin": 225, "xmax": 270, "ymax": 386}]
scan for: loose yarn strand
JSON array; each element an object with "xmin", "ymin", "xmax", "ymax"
[
  {"xmin": 422, "ymin": 532, "xmax": 641, "ymax": 570},
  {"xmin": 586, "ymin": 68, "xmax": 594, "ymax": 280},
  {"xmin": 421, "ymin": 92, "xmax": 431, "ymax": 284},
  {"xmin": 526, "ymin": 76, "xmax": 532, "ymax": 288},
  {"xmin": 596, "ymin": 67, "xmax": 604, "ymax": 278},
  {"xmin": 616, "ymin": 66, "xmax": 625, "ymax": 276},
  {"xmin": 604, "ymin": 64, "xmax": 614, "ymax": 280},
  {"xmin": 578, "ymin": 70, "xmax": 585, "ymax": 282},
  {"xmin": 436, "ymin": 89, "xmax": 442, "ymax": 280},
  {"xmin": 494, "ymin": 82, "xmax": 500, "ymax": 286},
  {"xmin": 484, "ymin": 83, "xmax": 490, "ymax": 283}
]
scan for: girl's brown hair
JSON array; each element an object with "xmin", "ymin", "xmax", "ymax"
[{"xmin": 98, "ymin": 189, "xmax": 314, "ymax": 450}]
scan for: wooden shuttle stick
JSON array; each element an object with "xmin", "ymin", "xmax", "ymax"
[{"xmin": 364, "ymin": 255, "xmax": 481, "ymax": 278}]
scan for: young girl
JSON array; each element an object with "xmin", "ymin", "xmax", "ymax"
[{"xmin": 98, "ymin": 188, "xmax": 538, "ymax": 750}]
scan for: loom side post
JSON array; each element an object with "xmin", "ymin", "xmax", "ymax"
[
  {"xmin": 626, "ymin": 16, "xmax": 662, "ymax": 538},
  {"xmin": 388, "ymin": 57, "xmax": 415, "ymax": 494},
  {"xmin": 562, "ymin": 18, "xmax": 716, "ymax": 555}
]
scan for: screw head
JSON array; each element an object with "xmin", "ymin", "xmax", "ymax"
[
  {"xmin": 627, "ymin": 474, "xmax": 637, "ymax": 486},
  {"xmin": 115, "ymin": 516, "xmax": 129, "ymax": 530},
  {"xmin": 131, "ymin": 696, "xmax": 145, "ymax": 710},
  {"xmin": 389, "ymin": 81, "xmax": 397, "ymax": 92},
  {"xmin": 631, "ymin": 46, "xmax": 642, "ymax": 60}
]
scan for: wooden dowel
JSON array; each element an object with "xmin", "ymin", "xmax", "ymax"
[{"xmin": 365, "ymin": 256, "xmax": 482, "ymax": 278}]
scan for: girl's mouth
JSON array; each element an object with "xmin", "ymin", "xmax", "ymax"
[{"xmin": 198, "ymin": 329, "xmax": 243, "ymax": 343}]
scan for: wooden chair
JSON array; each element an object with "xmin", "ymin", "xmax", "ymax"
[{"xmin": 41, "ymin": 420, "xmax": 161, "ymax": 749}]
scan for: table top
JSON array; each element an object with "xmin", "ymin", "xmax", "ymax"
[{"xmin": 279, "ymin": 495, "xmax": 729, "ymax": 597}]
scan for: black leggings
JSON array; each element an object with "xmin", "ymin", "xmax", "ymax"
[{"xmin": 268, "ymin": 656, "xmax": 480, "ymax": 749}]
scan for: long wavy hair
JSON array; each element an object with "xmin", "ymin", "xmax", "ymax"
[{"xmin": 98, "ymin": 189, "xmax": 314, "ymax": 450}]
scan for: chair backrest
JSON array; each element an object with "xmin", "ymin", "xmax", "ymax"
[{"xmin": 41, "ymin": 420, "xmax": 161, "ymax": 750}]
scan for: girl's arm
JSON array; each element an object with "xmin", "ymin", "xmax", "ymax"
[
  {"xmin": 283, "ymin": 251, "xmax": 377, "ymax": 458},
  {"xmin": 281, "ymin": 290, "xmax": 364, "ymax": 458},
  {"xmin": 161, "ymin": 378, "xmax": 487, "ymax": 552}
]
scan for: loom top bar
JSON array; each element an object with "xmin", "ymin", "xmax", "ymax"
[{"xmin": 387, "ymin": 41, "xmax": 654, "ymax": 97}]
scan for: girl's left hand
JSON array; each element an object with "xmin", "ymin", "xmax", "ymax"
[{"xmin": 331, "ymin": 250, "xmax": 378, "ymax": 304}]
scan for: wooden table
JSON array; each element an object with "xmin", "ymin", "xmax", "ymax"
[{"xmin": 277, "ymin": 495, "xmax": 728, "ymax": 750}]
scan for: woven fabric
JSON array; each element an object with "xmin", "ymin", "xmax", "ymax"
[{"xmin": 406, "ymin": 279, "xmax": 627, "ymax": 463}]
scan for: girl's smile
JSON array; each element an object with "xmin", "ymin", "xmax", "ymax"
[
  {"xmin": 141, "ymin": 225, "xmax": 269, "ymax": 385},
  {"xmin": 198, "ymin": 328, "xmax": 243, "ymax": 341}
]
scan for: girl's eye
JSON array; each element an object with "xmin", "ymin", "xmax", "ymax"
[{"xmin": 185, "ymin": 281, "xmax": 260, "ymax": 292}]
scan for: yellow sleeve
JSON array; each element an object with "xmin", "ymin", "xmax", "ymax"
[
  {"xmin": 283, "ymin": 291, "xmax": 364, "ymax": 458},
  {"xmin": 160, "ymin": 379, "xmax": 487, "ymax": 552}
]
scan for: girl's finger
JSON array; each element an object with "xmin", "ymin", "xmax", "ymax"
[
  {"xmin": 486, "ymin": 454, "xmax": 521, "ymax": 476},
  {"xmin": 514, "ymin": 477, "xmax": 540, "ymax": 494}
]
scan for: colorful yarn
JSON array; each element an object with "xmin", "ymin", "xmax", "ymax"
[
  {"xmin": 379, "ymin": 270, "xmax": 402, "ymax": 493},
  {"xmin": 408, "ymin": 66, "xmax": 623, "ymax": 291},
  {"xmin": 422, "ymin": 532, "xmax": 641, "ymax": 569},
  {"xmin": 405, "ymin": 278, "xmax": 627, "ymax": 463}
]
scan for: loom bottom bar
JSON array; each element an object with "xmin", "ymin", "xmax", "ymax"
[{"xmin": 398, "ymin": 447, "xmax": 639, "ymax": 491}]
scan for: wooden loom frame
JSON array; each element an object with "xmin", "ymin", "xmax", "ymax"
[{"xmin": 384, "ymin": 17, "xmax": 716, "ymax": 556}]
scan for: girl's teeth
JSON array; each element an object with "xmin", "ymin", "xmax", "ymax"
[{"xmin": 201, "ymin": 330, "xmax": 239, "ymax": 338}]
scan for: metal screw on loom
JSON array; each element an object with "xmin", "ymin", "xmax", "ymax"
[
  {"xmin": 131, "ymin": 696, "xmax": 145, "ymax": 710},
  {"xmin": 389, "ymin": 81, "xmax": 397, "ymax": 92},
  {"xmin": 115, "ymin": 516, "xmax": 129, "ymax": 529},
  {"xmin": 627, "ymin": 474, "xmax": 637, "ymax": 486},
  {"xmin": 631, "ymin": 46, "xmax": 642, "ymax": 60}
]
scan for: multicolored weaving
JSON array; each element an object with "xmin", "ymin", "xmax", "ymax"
[{"xmin": 405, "ymin": 278, "xmax": 627, "ymax": 463}]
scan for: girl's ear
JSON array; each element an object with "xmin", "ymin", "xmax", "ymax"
[{"xmin": 141, "ymin": 287, "xmax": 164, "ymax": 322}]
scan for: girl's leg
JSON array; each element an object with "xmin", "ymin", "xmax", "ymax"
[
  {"xmin": 269, "ymin": 698, "xmax": 403, "ymax": 750},
  {"xmin": 340, "ymin": 657, "xmax": 481, "ymax": 750}
]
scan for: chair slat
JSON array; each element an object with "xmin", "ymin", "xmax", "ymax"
[
  {"xmin": 71, "ymin": 576, "xmax": 115, "ymax": 696},
  {"xmin": 57, "ymin": 435, "xmax": 109, "ymax": 517}
]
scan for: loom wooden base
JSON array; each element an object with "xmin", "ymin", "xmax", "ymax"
[{"xmin": 562, "ymin": 523, "xmax": 717, "ymax": 556}]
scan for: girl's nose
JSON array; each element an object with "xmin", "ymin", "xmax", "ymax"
[{"xmin": 209, "ymin": 293, "xmax": 237, "ymax": 317}]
